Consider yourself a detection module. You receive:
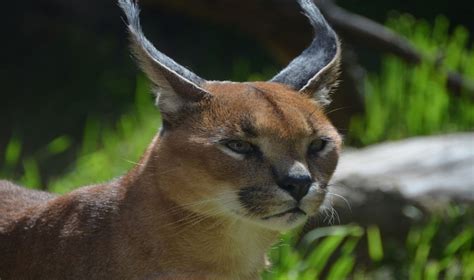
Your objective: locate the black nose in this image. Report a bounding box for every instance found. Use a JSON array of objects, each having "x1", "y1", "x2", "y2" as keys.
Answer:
[{"x1": 277, "y1": 174, "x2": 312, "y2": 201}]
